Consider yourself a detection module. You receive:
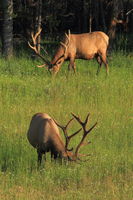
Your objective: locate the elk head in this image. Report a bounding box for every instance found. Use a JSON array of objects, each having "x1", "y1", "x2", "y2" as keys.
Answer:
[
  {"x1": 51, "y1": 30, "x2": 71, "y2": 74},
  {"x1": 28, "y1": 28, "x2": 70, "y2": 74}
]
